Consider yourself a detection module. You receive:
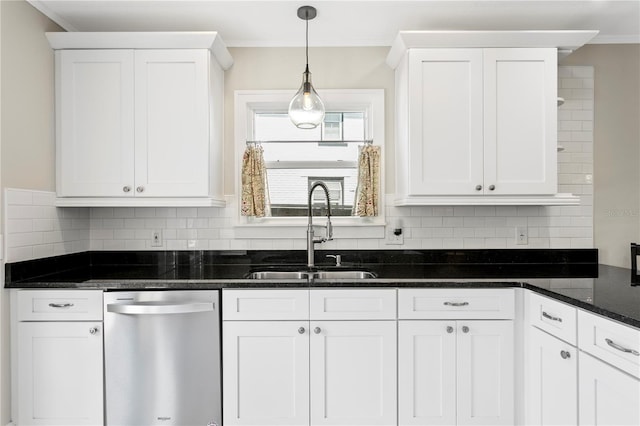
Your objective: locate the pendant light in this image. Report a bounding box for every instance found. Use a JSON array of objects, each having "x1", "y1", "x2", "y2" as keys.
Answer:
[{"x1": 288, "y1": 5, "x2": 325, "y2": 129}]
